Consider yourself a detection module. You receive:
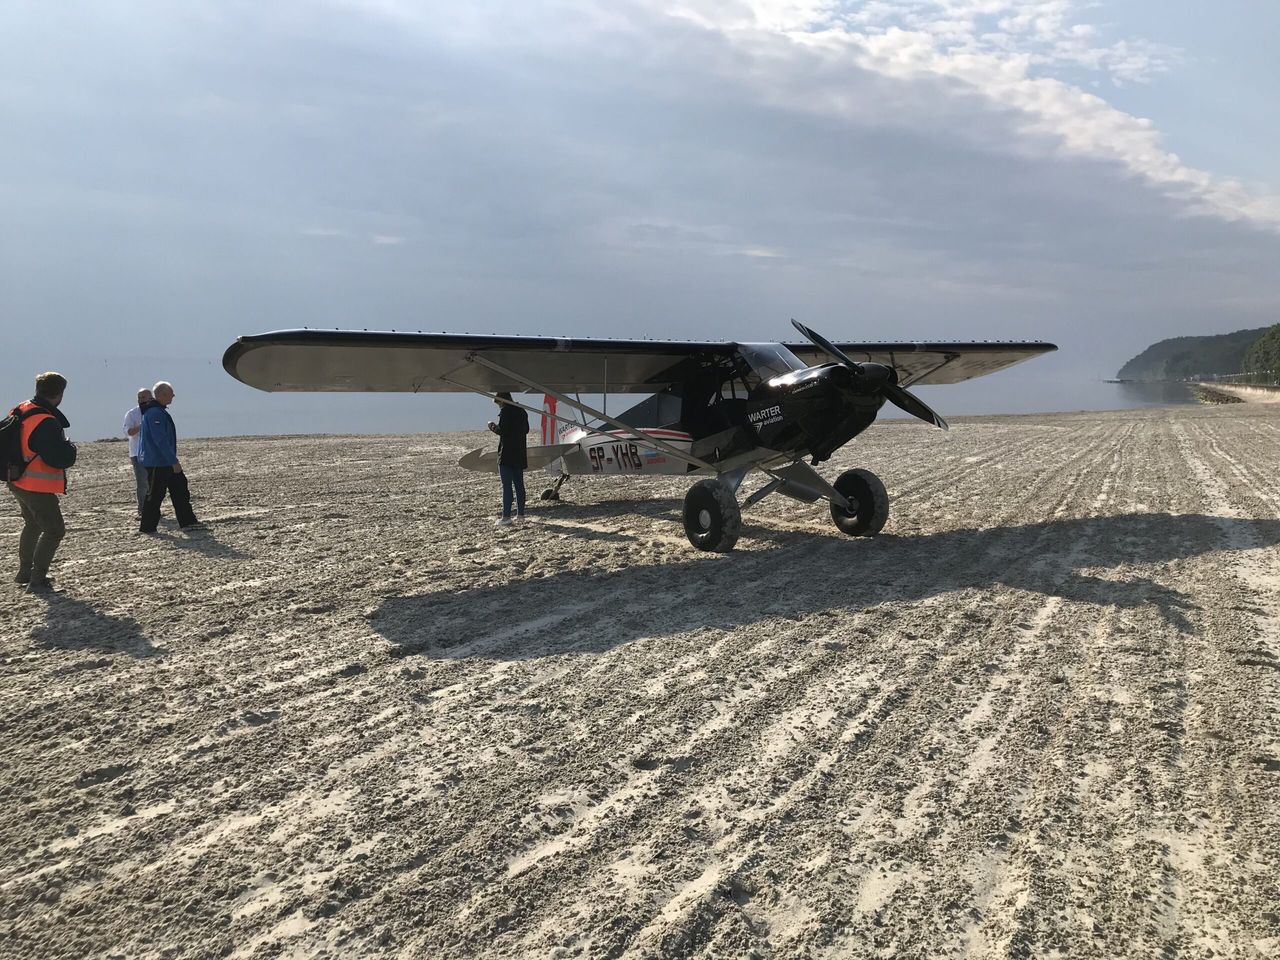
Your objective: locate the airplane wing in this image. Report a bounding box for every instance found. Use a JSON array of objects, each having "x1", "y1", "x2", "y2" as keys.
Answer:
[
  {"x1": 222, "y1": 330, "x2": 729, "y2": 394},
  {"x1": 799, "y1": 342, "x2": 1057, "y2": 386},
  {"x1": 223, "y1": 329, "x2": 1055, "y2": 393}
]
